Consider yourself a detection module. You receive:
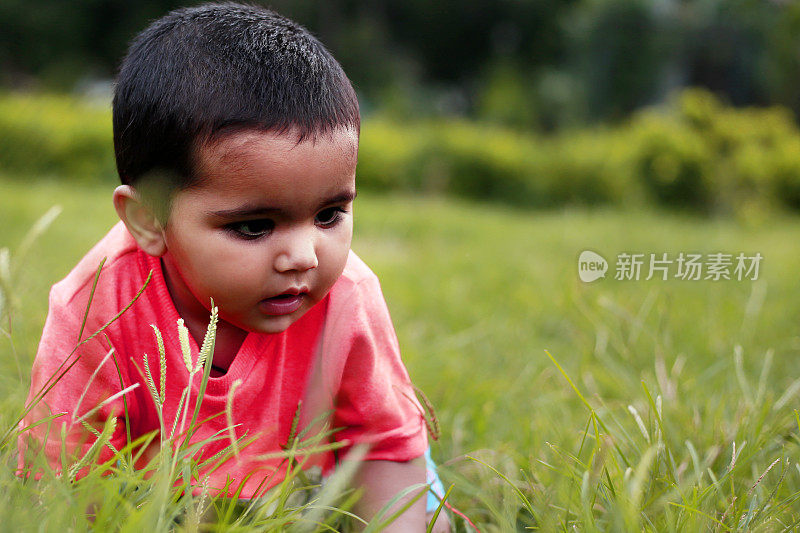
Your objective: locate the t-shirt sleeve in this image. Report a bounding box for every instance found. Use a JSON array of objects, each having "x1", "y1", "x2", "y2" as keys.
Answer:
[
  {"x1": 17, "y1": 286, "x2": 132, "y2": 478},
  {"x1": 328, "y1": 276, "x2": 428, "y2": 462}
]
